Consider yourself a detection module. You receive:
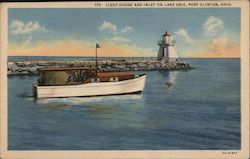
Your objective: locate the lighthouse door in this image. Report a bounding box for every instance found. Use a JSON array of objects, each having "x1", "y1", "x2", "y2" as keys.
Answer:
[{"x1": 164, "y1": 47, "x2": 169, "y2": 61}]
